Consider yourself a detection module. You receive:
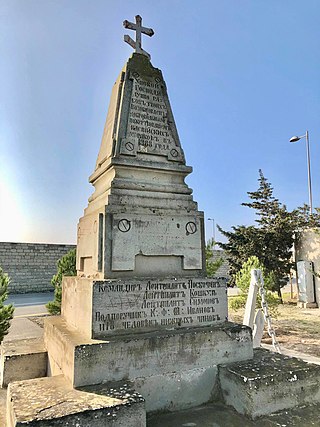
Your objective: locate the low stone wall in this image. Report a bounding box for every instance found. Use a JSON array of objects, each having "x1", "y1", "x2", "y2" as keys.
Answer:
[
  {"x1": 0, "y1": 242, "x2": 76, "y2": 294},
  {"x1": 0, "y1": 243, "x2": 229, "y2": 294}
]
